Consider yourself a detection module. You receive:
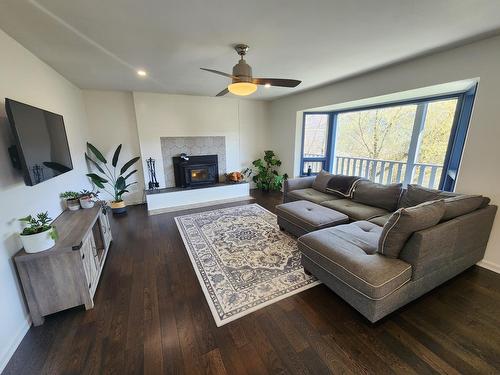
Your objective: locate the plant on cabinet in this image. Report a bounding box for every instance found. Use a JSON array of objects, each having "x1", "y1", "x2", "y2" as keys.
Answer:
[
  {"x1": 79, "y1": 189, "x2": 99, "y2": 209},
  {"x1": 85, "y1": 143, "x2": 140, "y2": 214},
  {"x1": 59, "y1": 191, "x2": 81, "y2": 211},
  {"x1": 19, "y1": 212, "x2": 58, "y2": 253}
]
